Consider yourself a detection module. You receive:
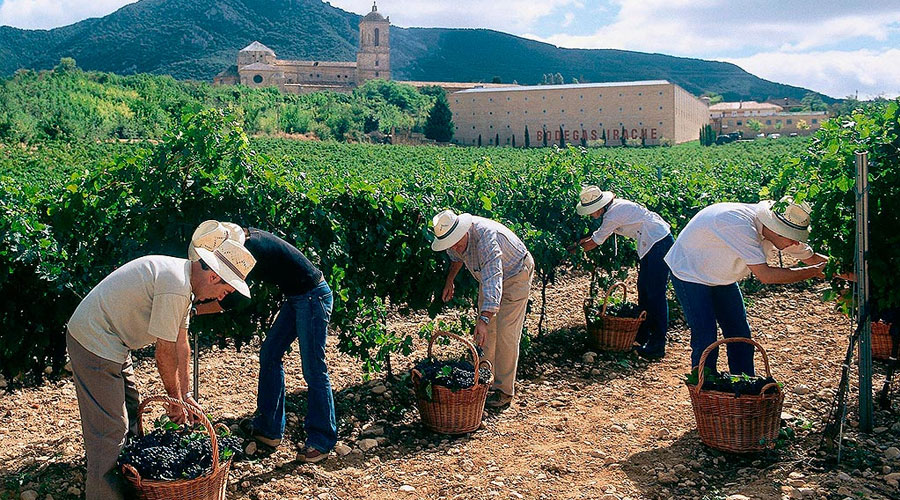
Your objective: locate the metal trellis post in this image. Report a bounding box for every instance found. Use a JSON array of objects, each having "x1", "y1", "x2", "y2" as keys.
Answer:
[{"x1": 856, "y1": 151, "x2": 873, "y2": 432}]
